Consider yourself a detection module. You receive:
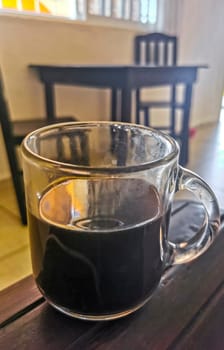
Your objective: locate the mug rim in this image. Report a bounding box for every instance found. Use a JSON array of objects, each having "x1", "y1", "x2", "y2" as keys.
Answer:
[{"x1": 22, "y1": 121, "x2": 179, "y2": 174}]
